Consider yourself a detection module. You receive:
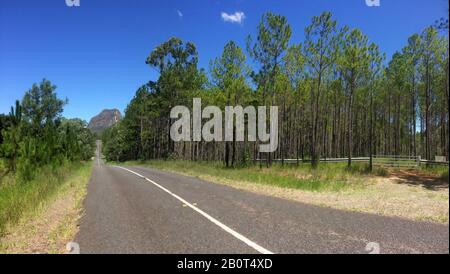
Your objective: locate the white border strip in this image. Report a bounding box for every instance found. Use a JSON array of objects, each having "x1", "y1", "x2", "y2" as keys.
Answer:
[{"x1": 113, "y1": 166, "x2": 274, "y2": 254}]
